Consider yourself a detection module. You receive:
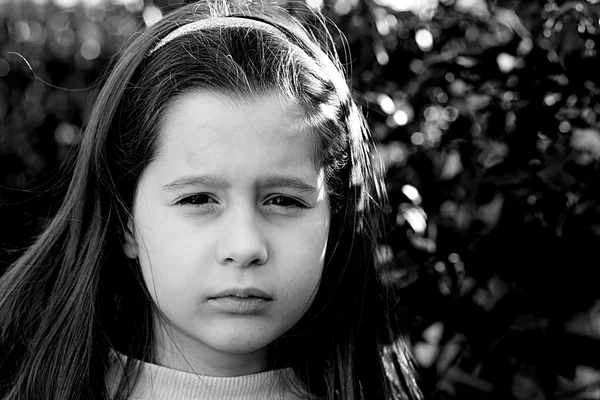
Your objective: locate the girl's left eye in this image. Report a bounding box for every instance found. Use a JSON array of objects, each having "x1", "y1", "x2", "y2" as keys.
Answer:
[{"x1": 265, "y1": 195, "x2": 306, "y2": 208}]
